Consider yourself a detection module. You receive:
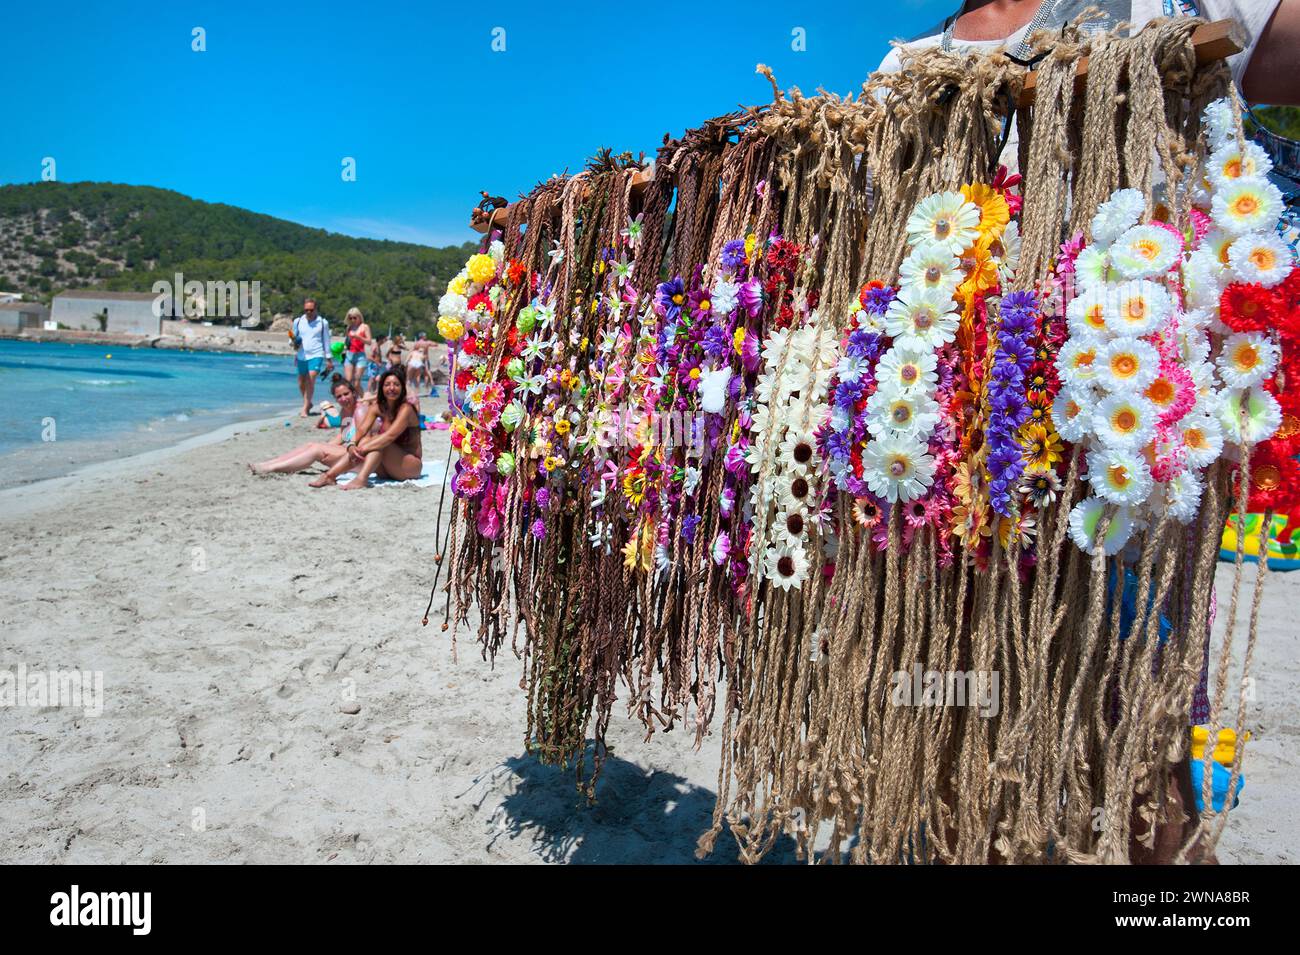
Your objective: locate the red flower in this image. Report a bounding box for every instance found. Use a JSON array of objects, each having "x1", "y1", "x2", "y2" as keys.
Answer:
[
  {"x1": 467, "y1": 291, "x2": 493, "y2": 315},
  {"x1": 507, "y1": 260, "x2": 526, "y2": 287},
  {"x1": 1220, "y1": 282, "x2": 1279, "y2": 333},
  {"x1": 1241, "y1": 443, "x2": 1300, "y2": 513}
]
